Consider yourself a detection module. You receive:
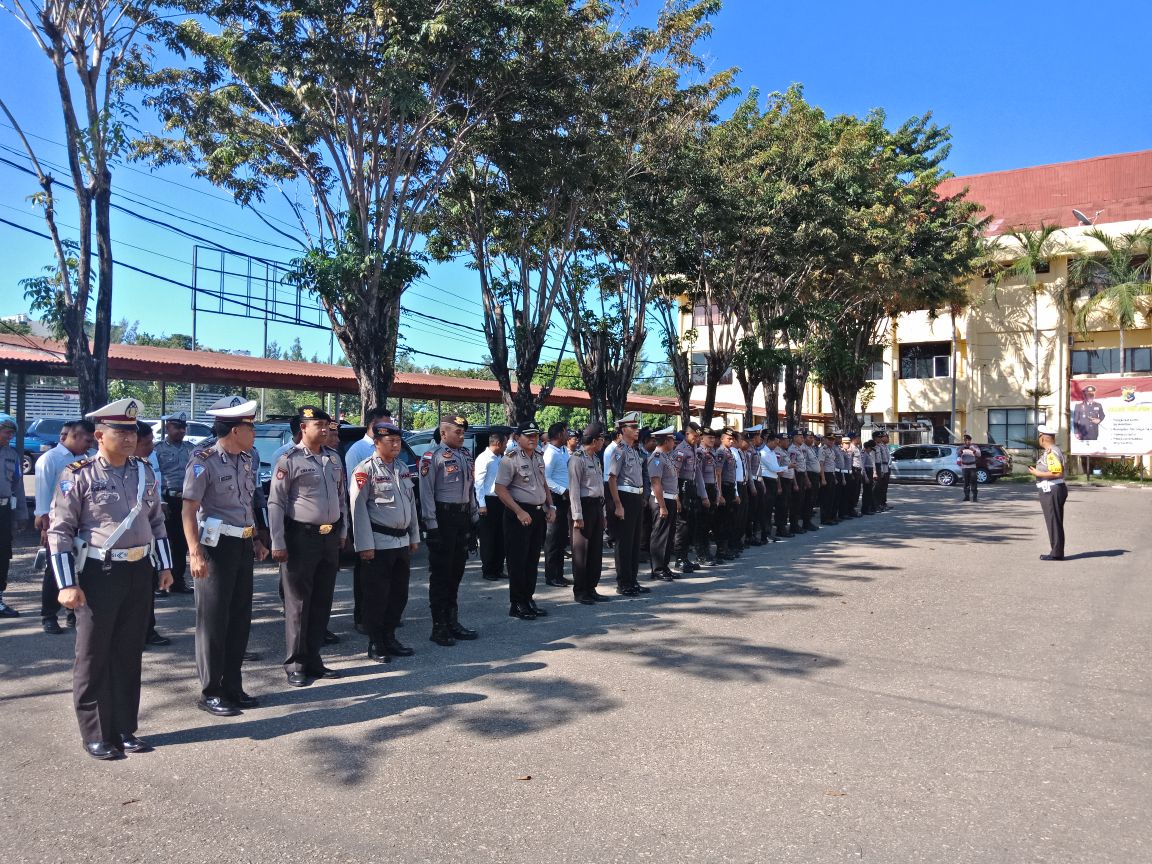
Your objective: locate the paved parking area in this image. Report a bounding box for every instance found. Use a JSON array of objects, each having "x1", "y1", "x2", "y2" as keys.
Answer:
[{"x1": 1, "y1": 483, "x2": 1149, "y2": 863}]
